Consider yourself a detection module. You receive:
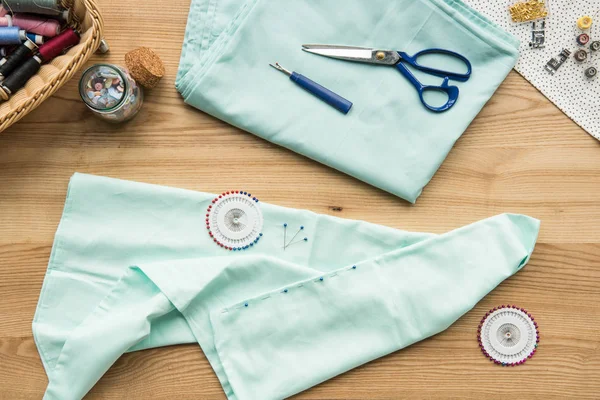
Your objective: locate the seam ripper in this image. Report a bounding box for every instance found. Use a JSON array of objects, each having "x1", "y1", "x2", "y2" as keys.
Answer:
[{"x1": 269, "y1": 62, "x2": 352, "y2": 114}]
